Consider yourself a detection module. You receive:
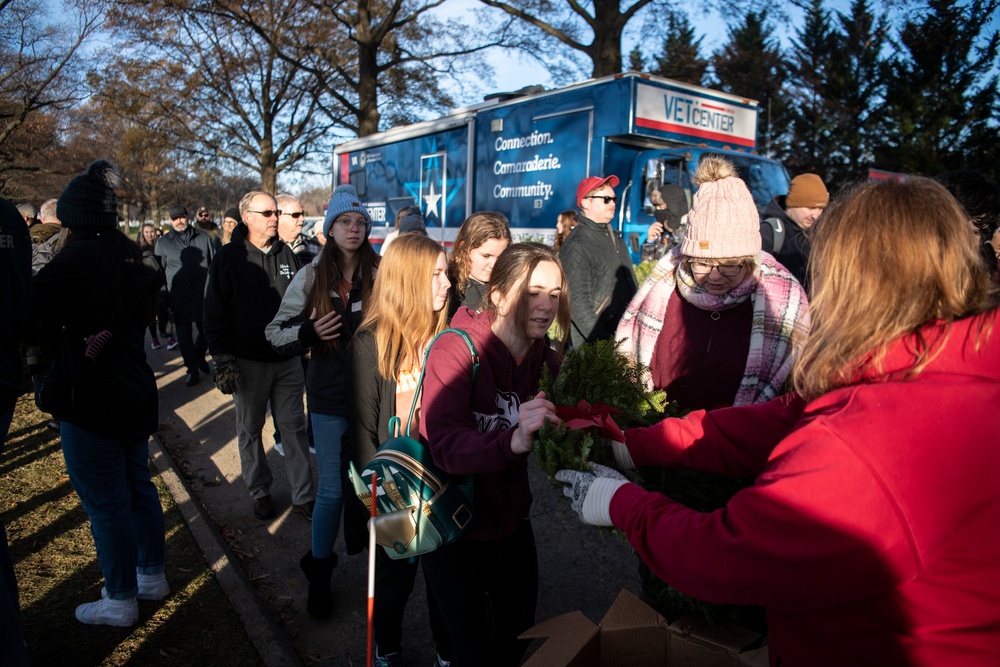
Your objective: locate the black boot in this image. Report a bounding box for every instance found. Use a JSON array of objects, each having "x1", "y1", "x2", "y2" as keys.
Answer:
[{"x1": 300, "y1": 551, "x2": 337, "y2": 617}]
